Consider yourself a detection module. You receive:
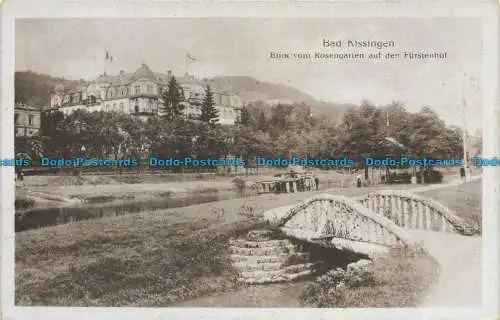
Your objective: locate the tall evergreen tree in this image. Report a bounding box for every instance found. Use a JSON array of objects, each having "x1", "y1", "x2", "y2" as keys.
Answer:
[
  {"x1": 161, "y1": 76, "x2": 185, "y2": 121},
  {"x1": 258, "y1": 110, "x2": 267, "y2": 132},
  {"x1": 236, "y1": 105, "x2": 251, "y2": 126},
  {"x1": 200, "y1": 84, "x2": 219, "y2": 124}
]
